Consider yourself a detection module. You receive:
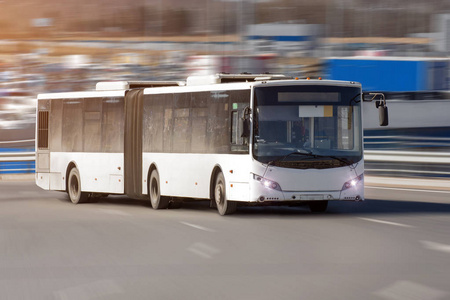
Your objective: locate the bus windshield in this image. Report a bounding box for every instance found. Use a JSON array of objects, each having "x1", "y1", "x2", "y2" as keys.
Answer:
[{"x1": 253, "y1": 85, "x2": 362, "y2": 169}]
